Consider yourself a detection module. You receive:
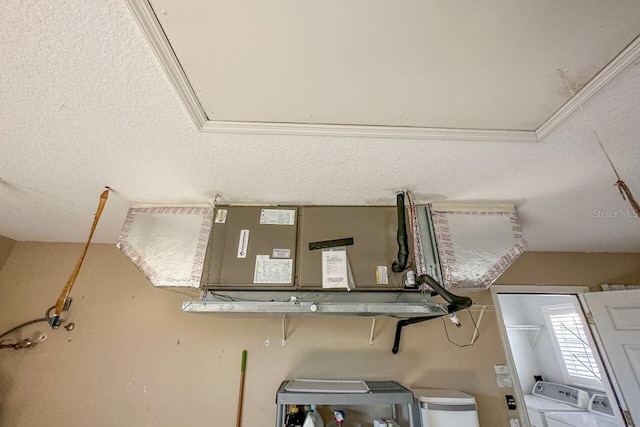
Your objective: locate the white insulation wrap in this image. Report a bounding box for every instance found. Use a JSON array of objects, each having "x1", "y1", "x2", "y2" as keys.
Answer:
[
  {"x1": 430, "y1": 203, "x2": 527, "y2": 289},
  {"x1": 117, "y1": 207, "x2": 214, "y2": 287}
]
